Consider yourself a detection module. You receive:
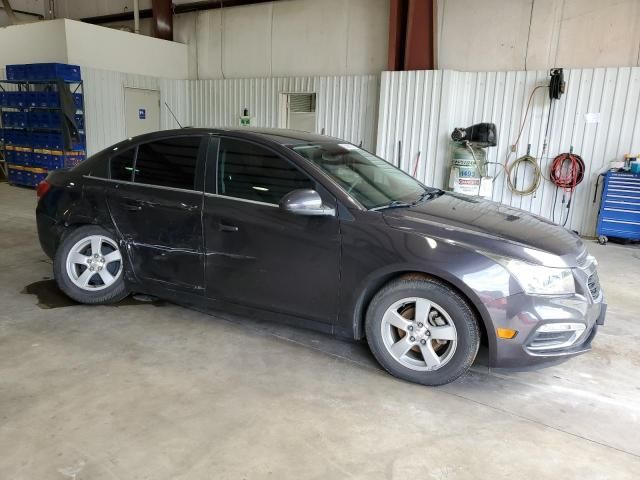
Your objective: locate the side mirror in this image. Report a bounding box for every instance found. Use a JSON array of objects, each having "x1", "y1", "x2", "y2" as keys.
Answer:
[{"x1": 279, "y1": 189, "x2": 336, "y2": 217}]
